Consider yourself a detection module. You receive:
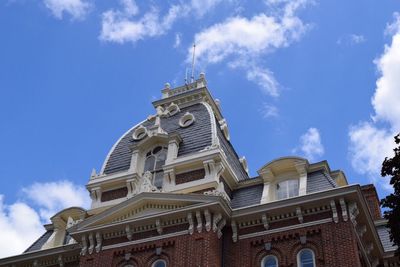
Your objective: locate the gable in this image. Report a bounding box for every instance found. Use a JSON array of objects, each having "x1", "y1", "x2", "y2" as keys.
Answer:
[{"x1": 69, "y1": 192, "x2": 223, "y2": 233}]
